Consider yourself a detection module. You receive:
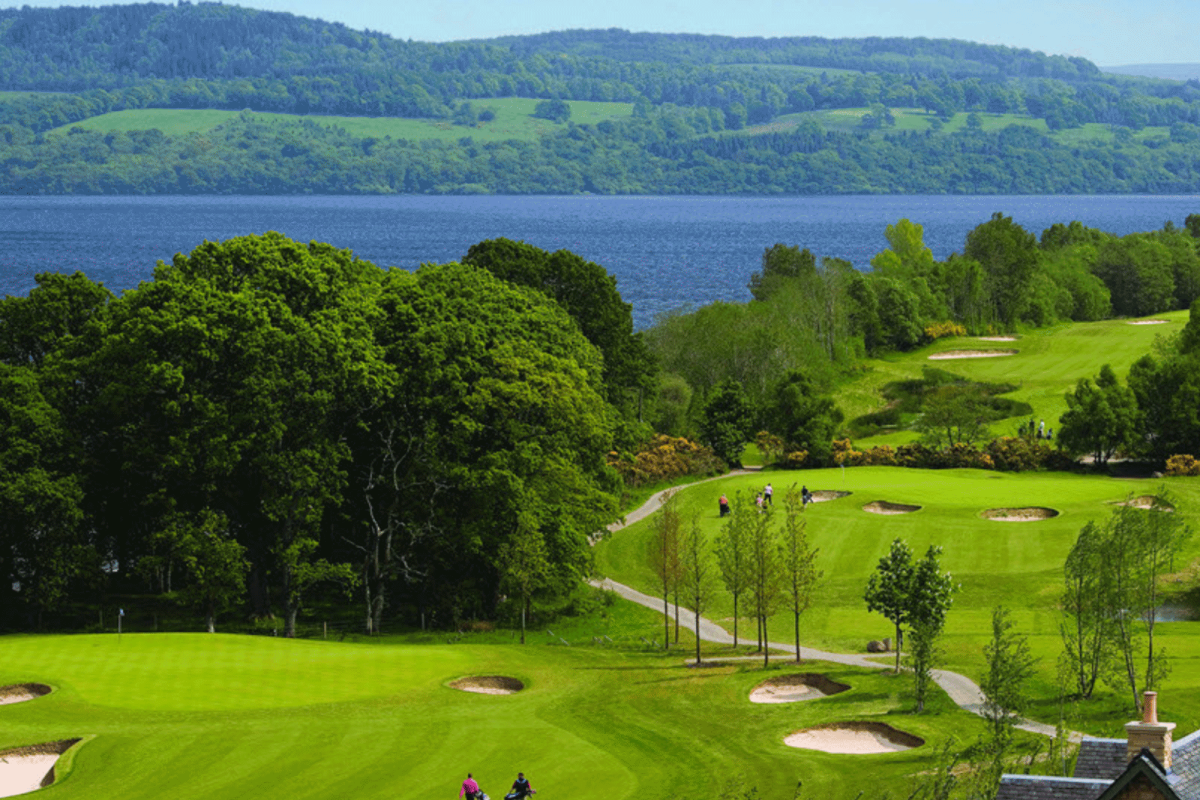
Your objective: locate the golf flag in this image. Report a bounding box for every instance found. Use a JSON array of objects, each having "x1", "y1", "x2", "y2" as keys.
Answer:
[{"x1": 119, "y1": 608, "x2": 124, "y2": 617}]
